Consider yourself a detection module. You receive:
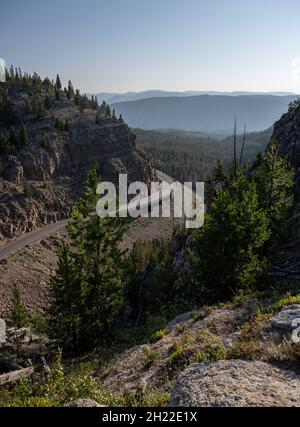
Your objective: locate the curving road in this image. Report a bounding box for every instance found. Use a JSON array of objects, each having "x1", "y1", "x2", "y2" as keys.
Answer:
[
  {"x1": 0, "y1": 171, "x2": 174, "y2": 261},
  {"x1": 0, "y1": 220, "x2": 70, "y2": 261}
]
